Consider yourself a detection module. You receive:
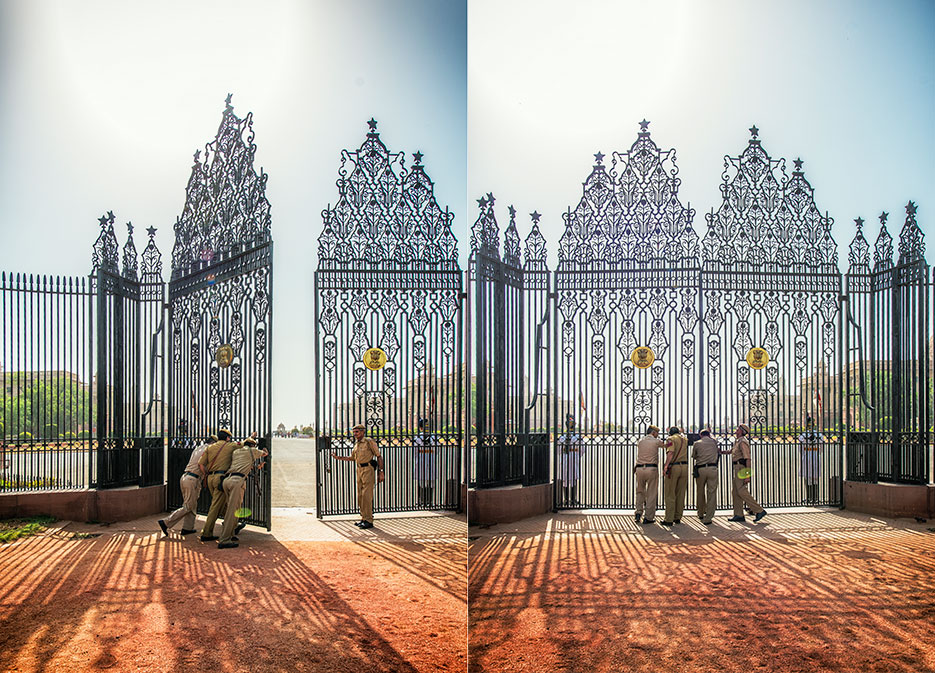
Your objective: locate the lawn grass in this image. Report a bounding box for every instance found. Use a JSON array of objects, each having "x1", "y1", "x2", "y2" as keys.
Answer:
[{"x1": 0, "y1": 515, "x2": 56, "y2": 543}]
